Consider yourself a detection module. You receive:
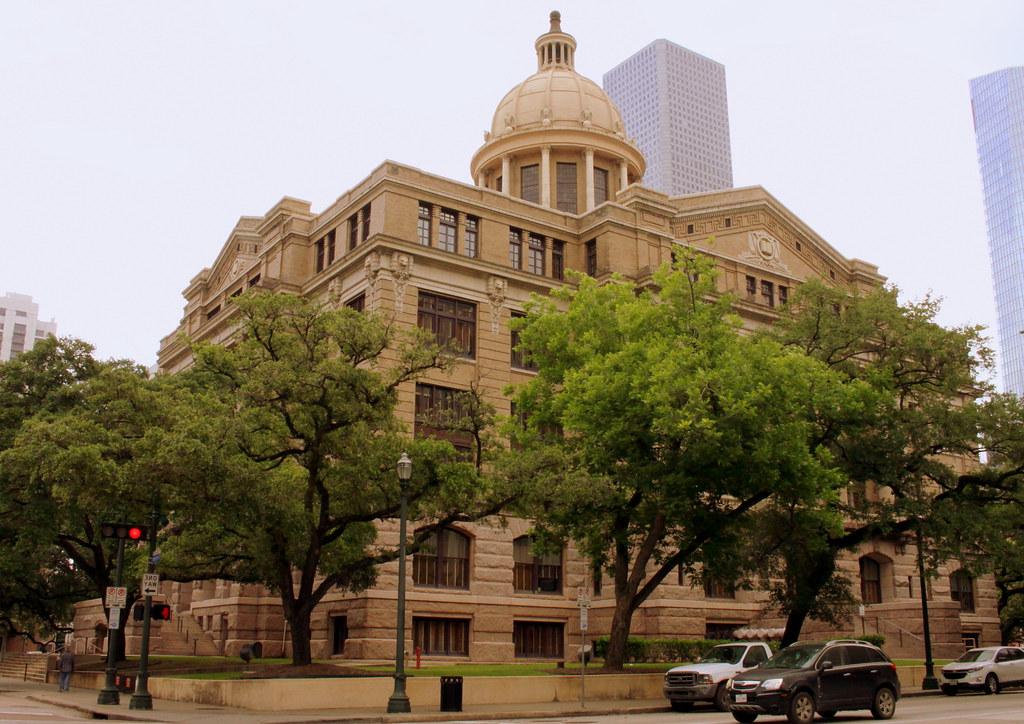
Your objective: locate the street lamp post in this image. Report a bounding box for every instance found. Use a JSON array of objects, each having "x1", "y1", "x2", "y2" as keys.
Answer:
[
  {"x1": 387, "y1": 452, "x2": 413, "y2": 714},
  {"x1": 916, "y1": 522, "x2": 939, "y2": 690}
]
